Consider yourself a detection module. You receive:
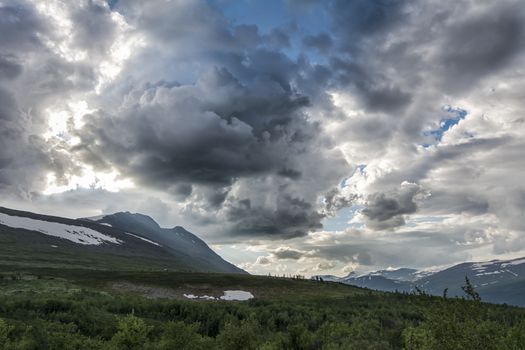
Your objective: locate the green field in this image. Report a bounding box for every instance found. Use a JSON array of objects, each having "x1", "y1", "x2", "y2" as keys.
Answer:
[
  {"x1": 0, "y1": 265, "x2": 524, "y2": 349},
  {"x1": 0, "y1": 223, "x2": 195, "y2": 272}
]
